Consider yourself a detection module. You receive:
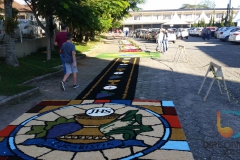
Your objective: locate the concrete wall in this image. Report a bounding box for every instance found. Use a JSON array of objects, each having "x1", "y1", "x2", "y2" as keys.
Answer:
[{"x1": 0, "y1": 37, "x2": 47, "y2": 58}]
